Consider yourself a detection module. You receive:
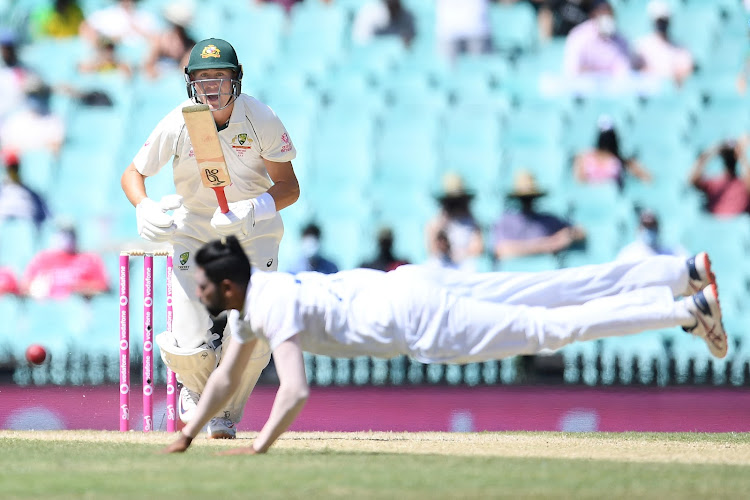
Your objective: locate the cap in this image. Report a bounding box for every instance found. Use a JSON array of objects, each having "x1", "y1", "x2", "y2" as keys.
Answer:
[{"x1": 185, "y1": 38, "x2": 239, "y2": 73}]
